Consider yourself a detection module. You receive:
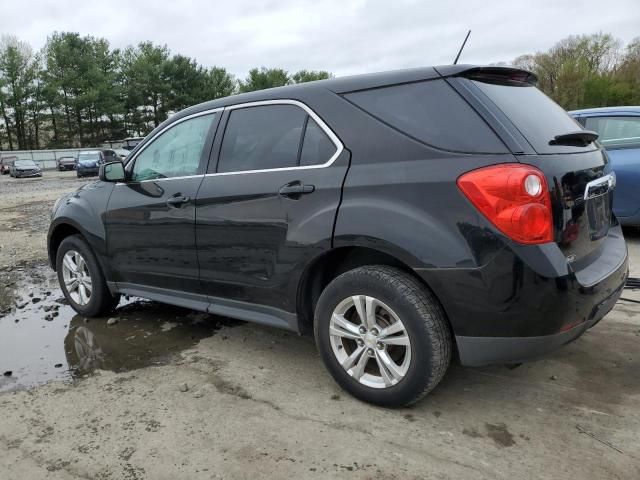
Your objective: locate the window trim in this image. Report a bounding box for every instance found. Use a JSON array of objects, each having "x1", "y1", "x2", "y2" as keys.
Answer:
[
  {"x1": 208, "y1": 99, "x2": 343, "y2": 177},
  {"x1": 119, "y1": 108, "x2": 223, "y2": 185}
]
